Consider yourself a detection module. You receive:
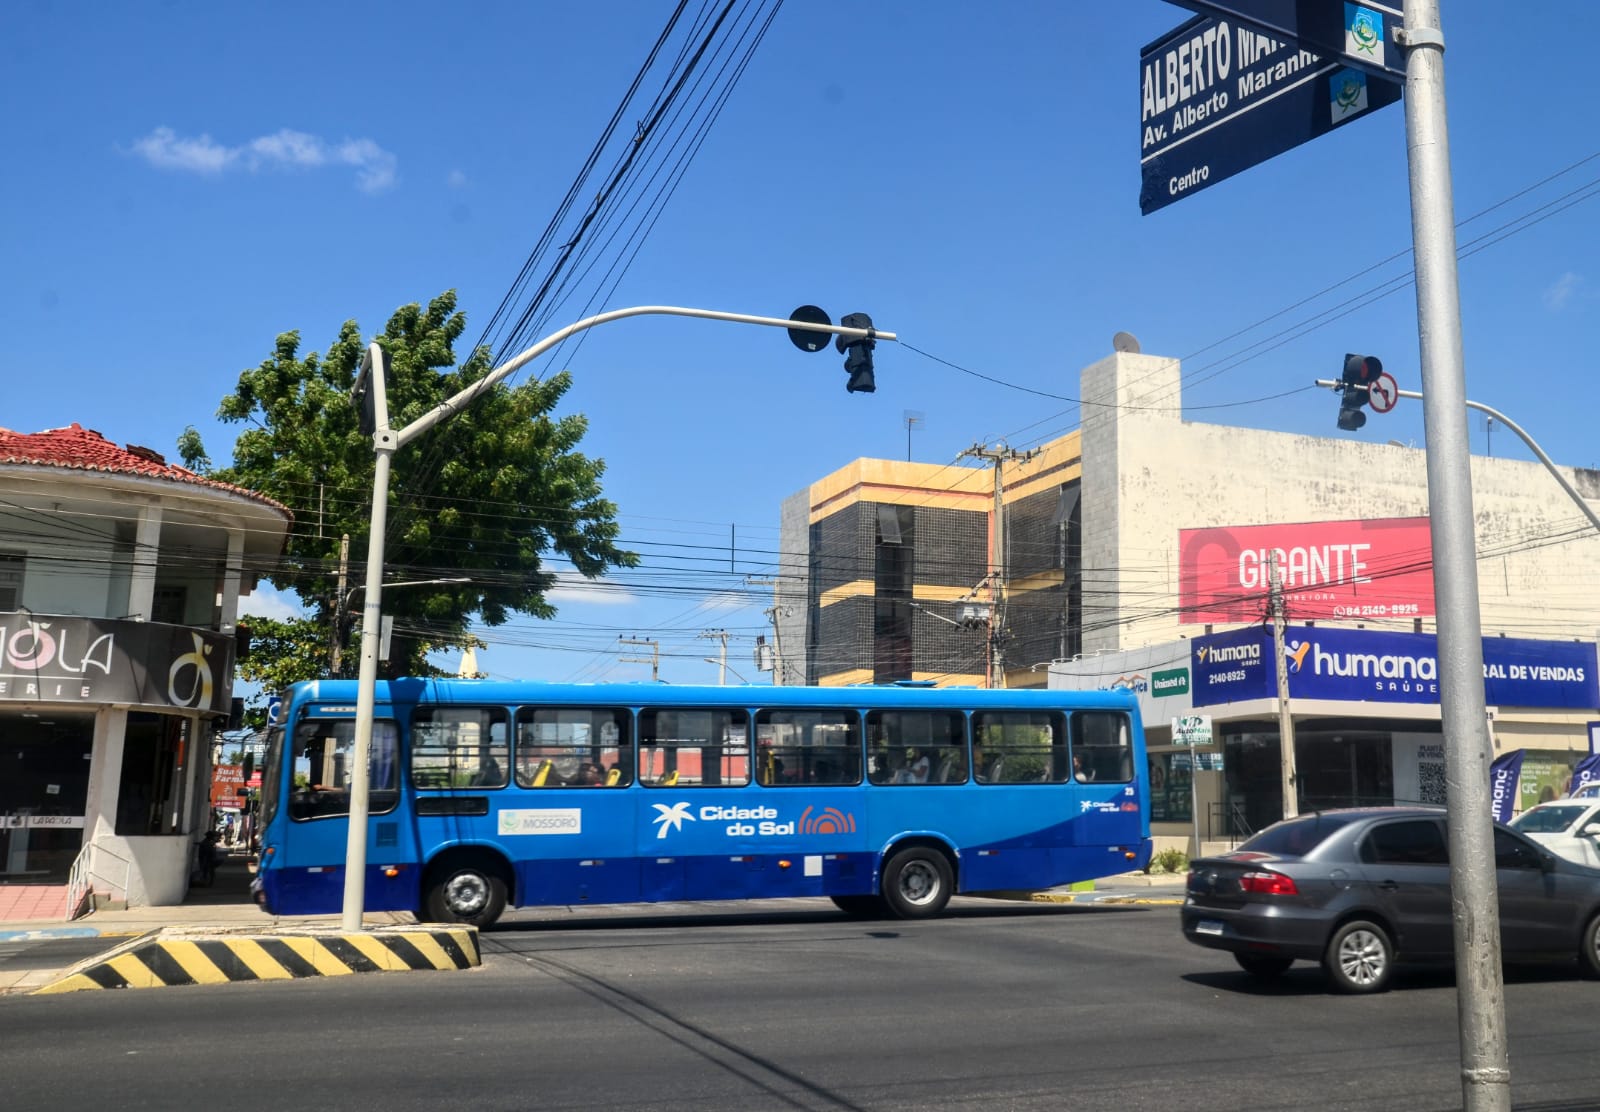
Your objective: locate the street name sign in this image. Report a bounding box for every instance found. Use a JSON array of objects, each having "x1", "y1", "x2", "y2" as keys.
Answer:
[
  {"x1": 1140, "y1": 12, "x2": 1403, "y2": 214},
  {"x1": 1164, "y1": 1, "x2": 1407, "y2": 83}
]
